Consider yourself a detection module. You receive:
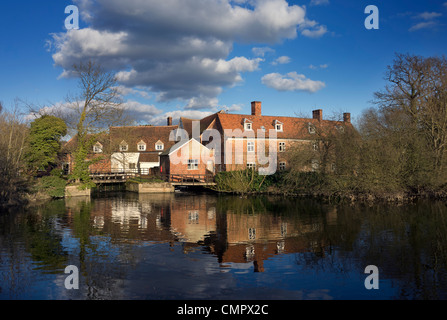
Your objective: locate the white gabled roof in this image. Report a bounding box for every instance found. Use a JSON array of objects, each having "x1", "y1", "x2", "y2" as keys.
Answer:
[{"x1": 163, "y1": 138, "x2": 210, "y2": 156}]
